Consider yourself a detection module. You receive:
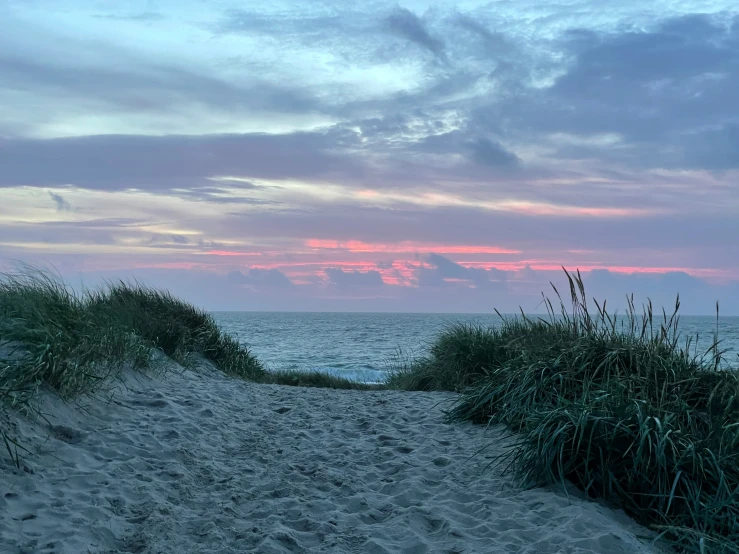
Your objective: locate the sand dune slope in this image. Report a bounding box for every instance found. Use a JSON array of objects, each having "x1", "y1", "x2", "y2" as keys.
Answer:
[{"x1": 1, "y1": 363, "x2": 665, "y2": 554}]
